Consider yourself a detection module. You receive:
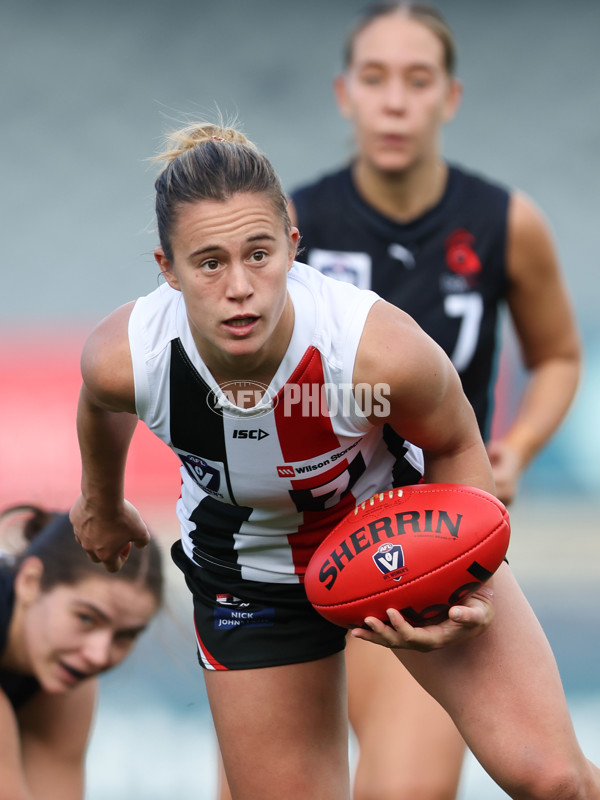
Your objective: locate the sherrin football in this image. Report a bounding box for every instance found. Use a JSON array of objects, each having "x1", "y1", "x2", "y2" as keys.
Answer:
[{"x1": 304, "y1": 483, "x2": 510, "y2": 628}]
